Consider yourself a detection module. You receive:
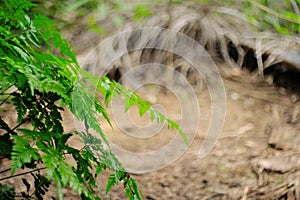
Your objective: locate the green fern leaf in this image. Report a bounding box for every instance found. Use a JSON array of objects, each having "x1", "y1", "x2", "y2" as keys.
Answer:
[{"x1": 106, "y1": 174, "x2": 117, "y2": 193}]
